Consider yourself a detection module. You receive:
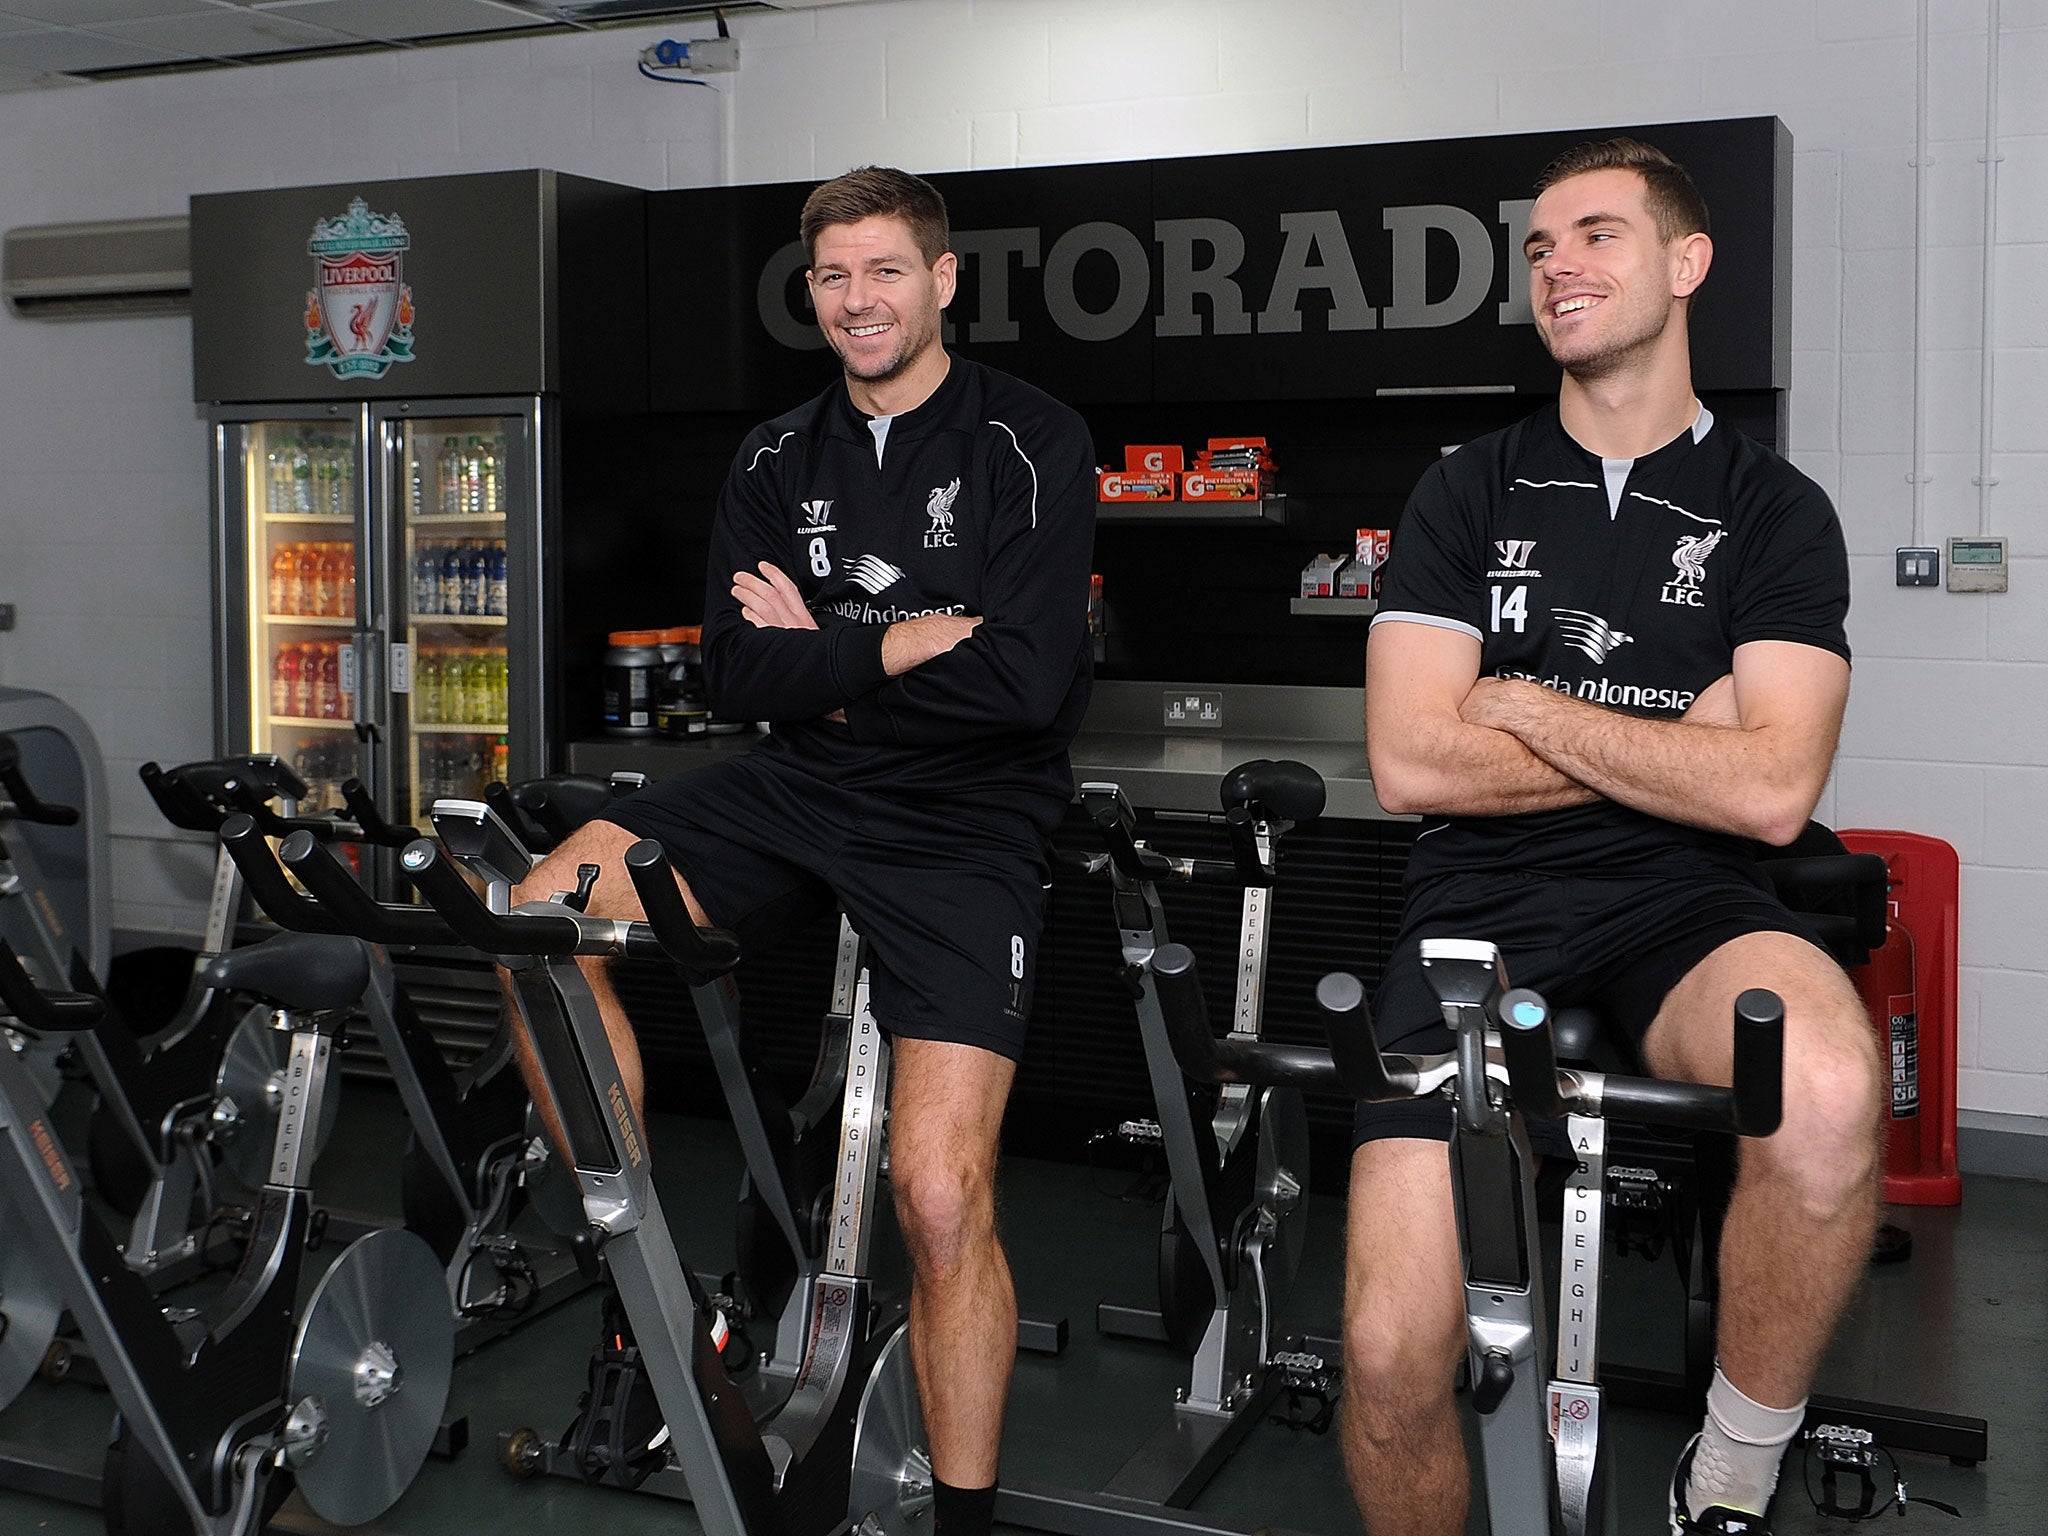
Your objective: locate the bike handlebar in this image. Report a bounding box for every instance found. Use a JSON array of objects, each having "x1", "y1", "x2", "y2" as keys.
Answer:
[
  {"x1": 279, "y1": 830, "x2": 455, "y2": 947},
  {"x1": 340, "y1": 778, "x2": 421, "y2": 848},
  {"x1": 140, "y1": 761, "x2": 231, "y2": 832},
  {"x1": 0, "y1": 938, "x2": 103, "y2": 1033},
  {"x1": 217, "y1": 814, "x2": 344, "y2": 935},
  {"x1": 1151, "y1": 945, "x2": 1378, "y2": 1093},
  {"x1": 399, "y1": 838, "x2": 595, "y2": 958},
  {"x1": 0, "y1": 735, "x2": 82, "y2": 827},
  {"x1": 622, "y1": 839, "x2": 742, "y2": 978},
  {"x1": 1153, "y1": 942, "x2": 1785, "y2": 1140}
]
